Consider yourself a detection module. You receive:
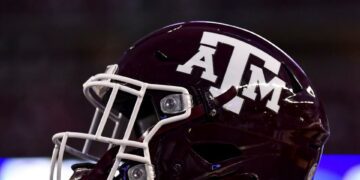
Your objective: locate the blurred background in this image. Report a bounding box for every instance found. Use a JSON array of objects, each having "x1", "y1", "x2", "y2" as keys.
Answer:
[{"x1": 0, "y1": 0, "x2": 359, "y2": 179}]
